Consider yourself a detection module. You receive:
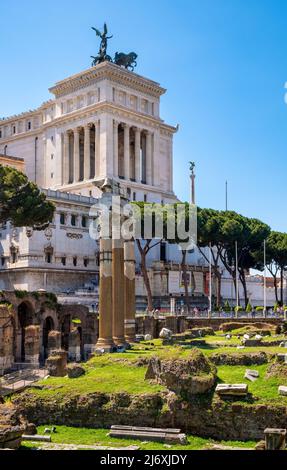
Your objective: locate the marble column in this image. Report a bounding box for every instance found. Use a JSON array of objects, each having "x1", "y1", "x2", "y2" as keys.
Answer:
[
  {"x1": 94, "y1": 120, "x2": 100, "y2": 178},
  {"x1": 113, "y1": 120, "x2": 119, "y2": 177},
  {"x1": 73, "y1": 128, "x2": 80, "y2": 183},
  {"x1": 124, "y1": 124, "x2": 130, "y2": 180},
  {"x1": 112, "y1": 239, "x2": 125, "y2": 346},
  {"x1": 124, "y1": 240, "x2": 136, "y2": 344},
  {"x1": 135, "y1": 127, "x2": 141, "y2": 183},
  {"x1": 63, "y1": 131, "x2": 69, "y2": 185},
  {"x1": 146, "y1": 131, "x2": 153, "y2": 185},
  {"x1": 96, "y1": 238, "x2": 115, "y2": 351},
  {"x1": 84, "y1": 124, "x2": 91, "y2": 180}
]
